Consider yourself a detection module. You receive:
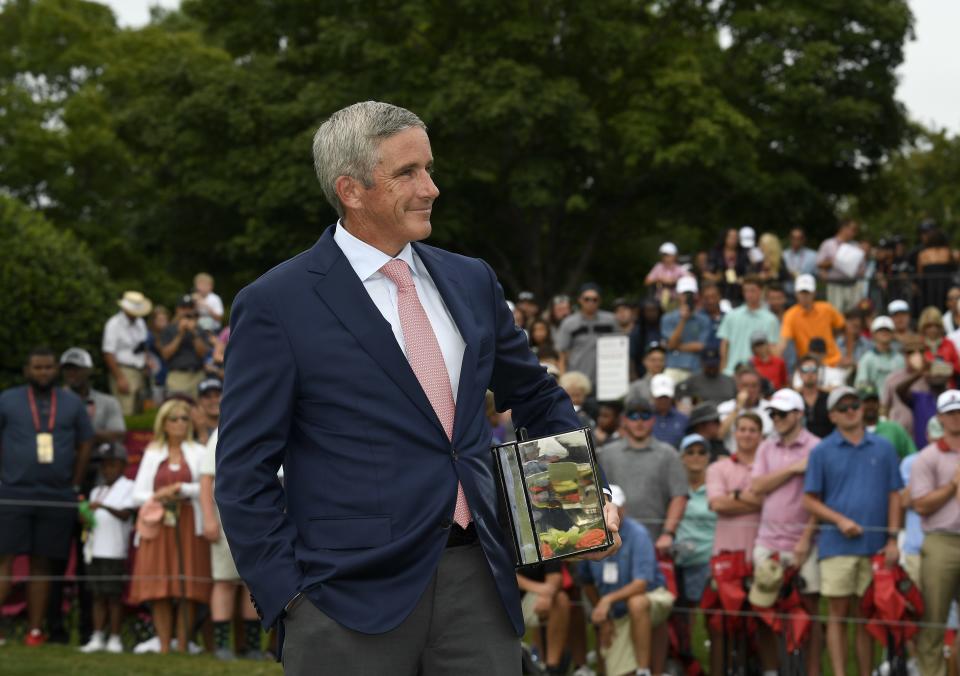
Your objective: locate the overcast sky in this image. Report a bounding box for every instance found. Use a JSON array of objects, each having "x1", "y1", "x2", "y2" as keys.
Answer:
[{"x1": 101, "y1": 0, "x2": 959, "y2": 135}]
